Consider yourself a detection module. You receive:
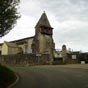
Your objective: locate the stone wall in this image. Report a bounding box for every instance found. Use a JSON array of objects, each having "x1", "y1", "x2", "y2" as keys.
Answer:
[
  {"x1": 66, "y1": 53, "x2": 88, "y2": 64},
  {"x1": 67, "y1": 53, "x2": 80, "y2": 64},
  {"x1": 0, "y1": 54, "x2": 50, "y2": 66}
]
